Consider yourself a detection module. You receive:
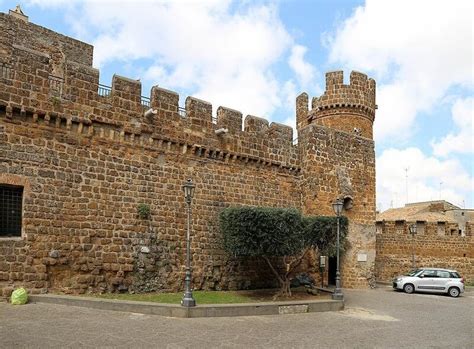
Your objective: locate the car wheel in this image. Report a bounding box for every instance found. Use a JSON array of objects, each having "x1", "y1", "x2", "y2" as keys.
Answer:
[
  {"x1": 448, "y1": 287, "x2": 460, "y2": 298},
  {"x1": 403, "y1": 283, "x2": 414, "y2": 294}
]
